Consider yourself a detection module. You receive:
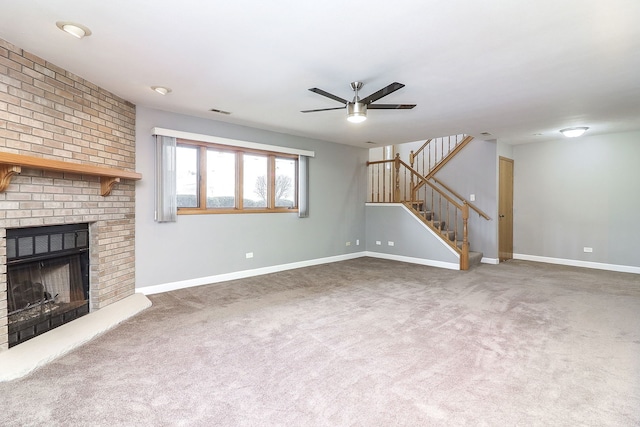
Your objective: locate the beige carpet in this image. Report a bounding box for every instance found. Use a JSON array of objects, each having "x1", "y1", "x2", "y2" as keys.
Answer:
[{"x1": 0, "y1": 258, "x2": 639, "y2": 426}]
